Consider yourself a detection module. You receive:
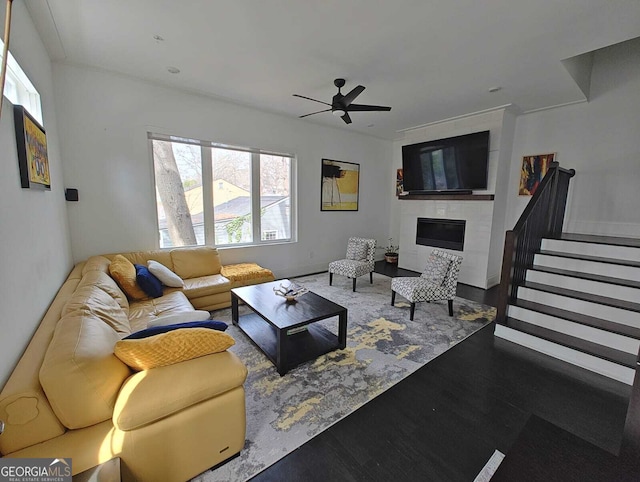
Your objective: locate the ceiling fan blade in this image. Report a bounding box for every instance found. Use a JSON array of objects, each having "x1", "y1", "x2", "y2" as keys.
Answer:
[
  {"x1": 341, "y1": 112, "x2": 352, "y2": 124},
  {"x1": 299, "y1": 108, "x2": 332, "y2": 118},
  {"x1": 347, "y1": 104, "x2": 392, "y2": 112},
  {"x1": 341, "y1": 85, "x2": 365, "y2": 107},
  {"x1": 293, "y1": 94, "x2": 332, "y2": 106}
]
